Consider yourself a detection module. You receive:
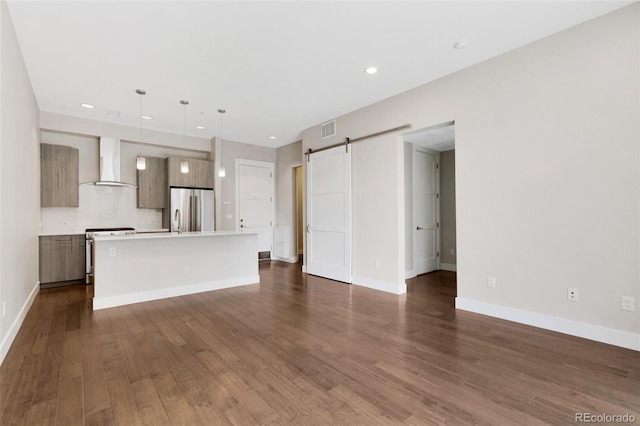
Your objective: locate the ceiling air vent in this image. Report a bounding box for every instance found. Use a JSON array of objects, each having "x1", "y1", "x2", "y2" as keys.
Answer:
[{"x1": 321, "y1": 120, "x2": 336, "y2": 139}]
